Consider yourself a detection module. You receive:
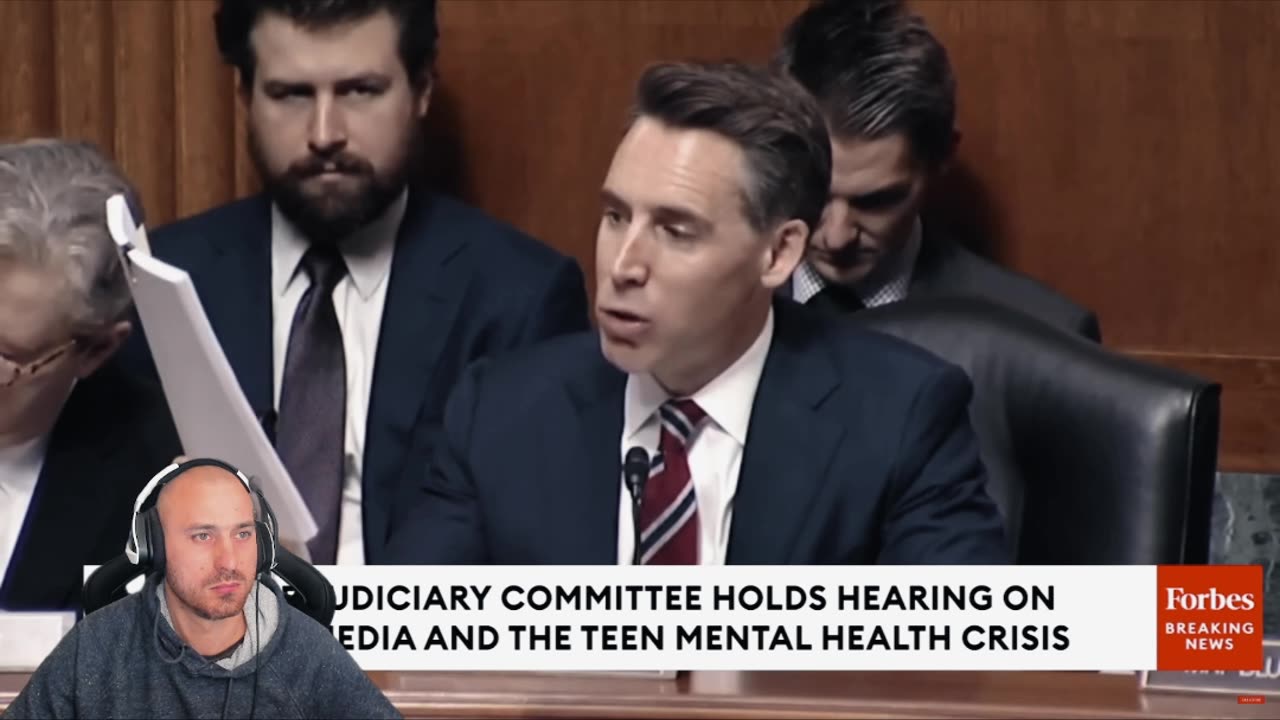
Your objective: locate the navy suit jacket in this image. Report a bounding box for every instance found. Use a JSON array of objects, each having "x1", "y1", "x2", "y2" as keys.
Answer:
[
  {"x1": 0, "y1": 360, "x2": 180, "y2": 611},
  {"x1": 384, "y1": 299, "x2": 1009, "y2": 564},
  {"x1": 118, "y1": 190, "x2": 590, "y2": 562}
]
